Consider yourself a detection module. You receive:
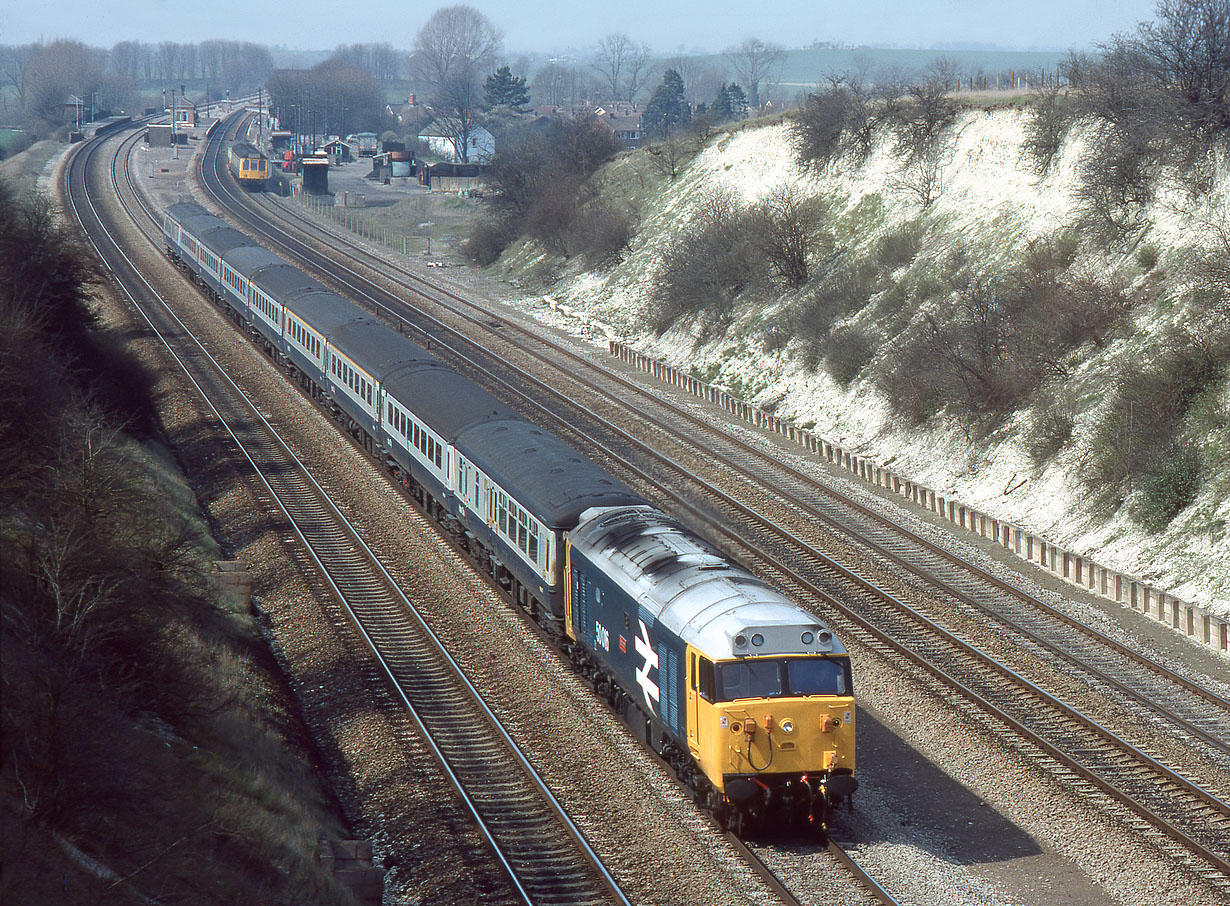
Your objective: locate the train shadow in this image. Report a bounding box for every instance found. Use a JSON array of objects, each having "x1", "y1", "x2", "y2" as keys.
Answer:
[{"x1": 760, "y1": 710, "x2": 1042, "y2": 864}]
